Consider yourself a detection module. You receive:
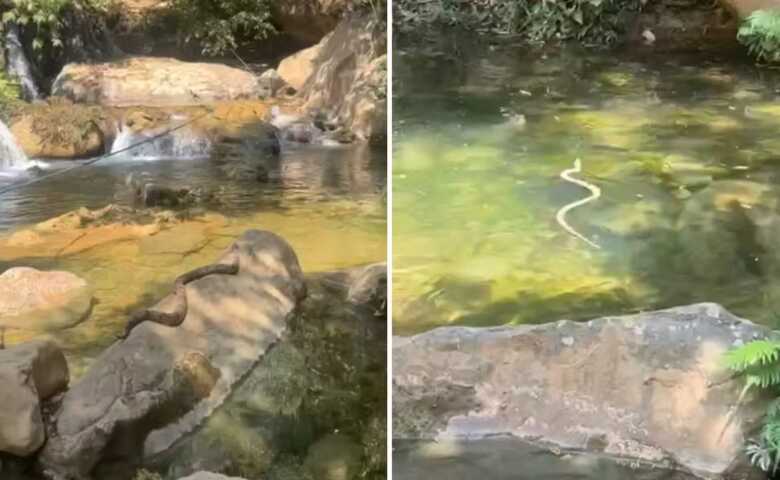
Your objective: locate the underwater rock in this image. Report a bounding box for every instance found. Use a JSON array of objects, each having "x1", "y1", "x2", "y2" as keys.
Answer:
[
  {"x1": 53, "y1": 57, "x2": 262, "y2": 107},
  {"x1": 304, "y1": 434, "x2": 362, "y2": 480},
  {"x1": 393, "y1": 303, "x2": 769, "y2": 480},
  {"x1": 0, "y1": 341, "x2": 69, "y2": 456},
  {"x1": 0, "y1": 267, "x2": 92, "y2": 333},
  {"x1": 38, "y1": 230, "x2": 306, "y2": 480}
]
